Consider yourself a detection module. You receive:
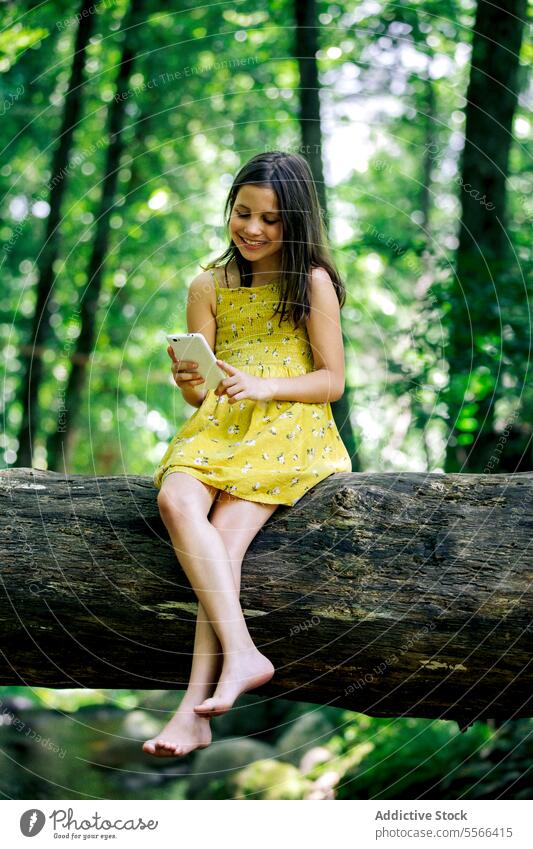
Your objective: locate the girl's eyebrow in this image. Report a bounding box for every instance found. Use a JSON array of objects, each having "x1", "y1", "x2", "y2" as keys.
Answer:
[{"x1": 235, "y1": 203, "x2": 278, "y2": 214}]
